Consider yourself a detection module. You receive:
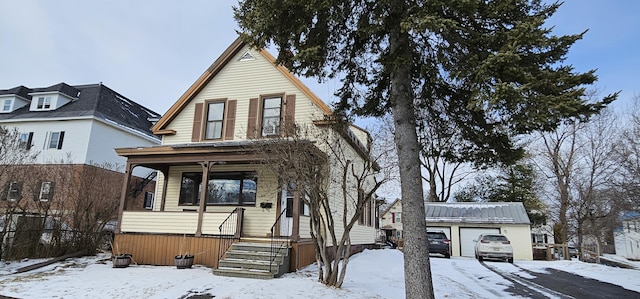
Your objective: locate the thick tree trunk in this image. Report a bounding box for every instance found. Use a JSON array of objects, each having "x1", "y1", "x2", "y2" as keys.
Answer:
[{"x1": 389, "y1": 4, "x2": 435, "y2": 298}]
